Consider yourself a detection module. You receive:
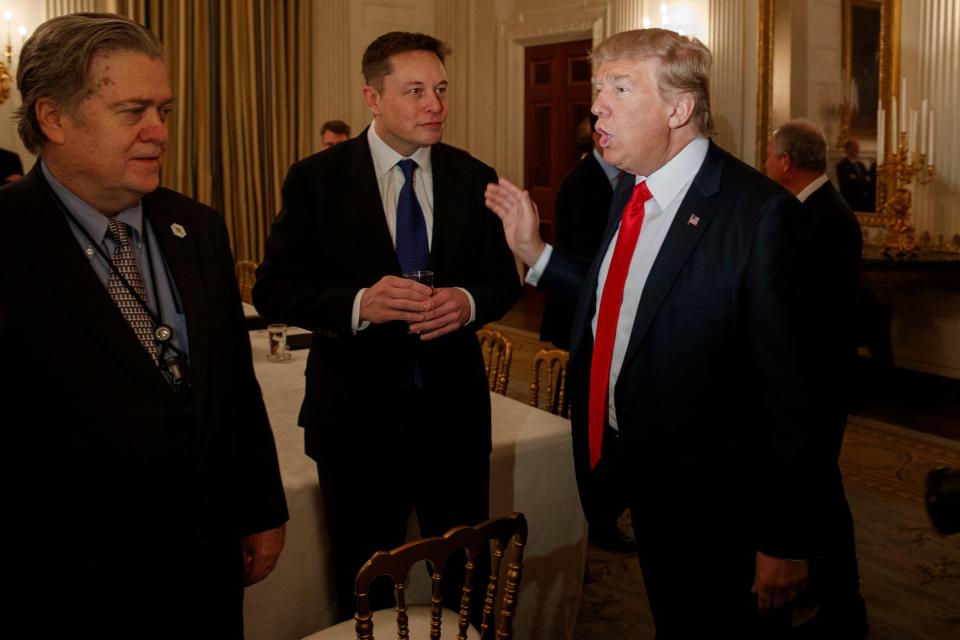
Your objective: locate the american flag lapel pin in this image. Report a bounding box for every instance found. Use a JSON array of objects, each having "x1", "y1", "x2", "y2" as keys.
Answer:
[{"x1": 687, "y1": 213, "x2": 701, "y2": 227}]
